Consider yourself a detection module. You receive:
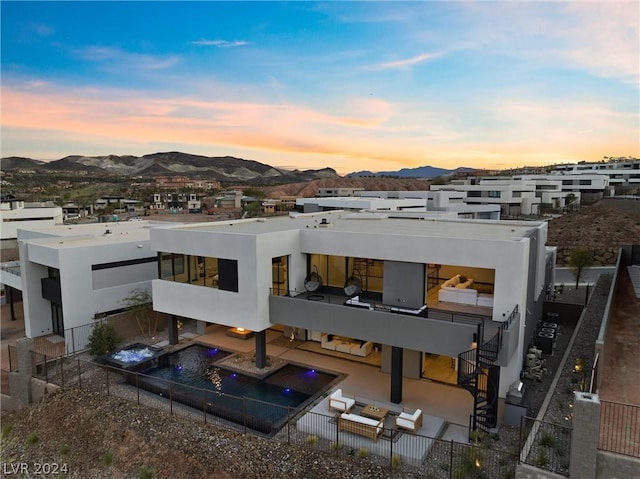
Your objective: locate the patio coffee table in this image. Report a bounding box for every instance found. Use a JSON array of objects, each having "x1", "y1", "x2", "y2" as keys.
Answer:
[{"x1": 360, "y1": 404, "x2": 389, "y2": 421}]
